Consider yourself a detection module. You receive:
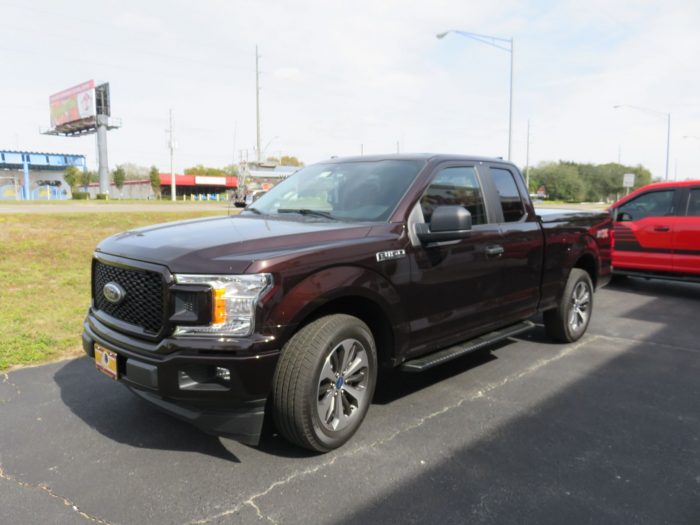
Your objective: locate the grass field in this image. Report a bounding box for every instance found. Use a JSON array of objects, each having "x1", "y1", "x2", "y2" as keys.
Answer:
[{"x1": 0, "y1": 210, "x2": 224, "y2": 371}]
